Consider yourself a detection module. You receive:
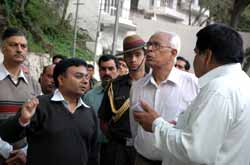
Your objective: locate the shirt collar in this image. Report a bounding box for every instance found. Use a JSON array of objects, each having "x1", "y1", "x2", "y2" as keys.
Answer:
[
  {"x1": 51, "y1": 89, "x2": 89, "y2": 108},
  {"x1": 143, "y1": 67, "x2": 180, "y2": 87},
  {"x1": 0, "y1": 63, "x2": 29, "y2": 83},
  {"x1": 198, "y1": 63, "x2": 242, "y2": 88}
]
